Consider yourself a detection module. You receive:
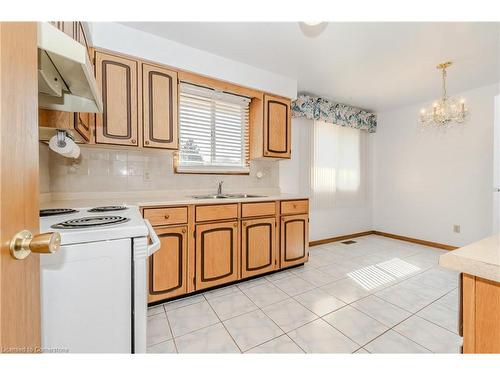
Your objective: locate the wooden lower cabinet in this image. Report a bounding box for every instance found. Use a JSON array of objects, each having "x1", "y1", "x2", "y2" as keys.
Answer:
[
  {"x1": 195, "y1": 221, "x2": 239, "y2": 290},
  {"x1": 280, "y1": 214, "x2": 309, "y2": 268},
  {"x1": 462, "y1": 274, "x2": 500, "y2": 353},
  {"x1": 146, "y1": 200, "x2": 309, "y2": 304},
  {"x1": 148, "y1": 226, "x2": 188, "y2": 303},
  {"x1": 241, "y1": 217, "x2": 277, "y2": 278}
]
